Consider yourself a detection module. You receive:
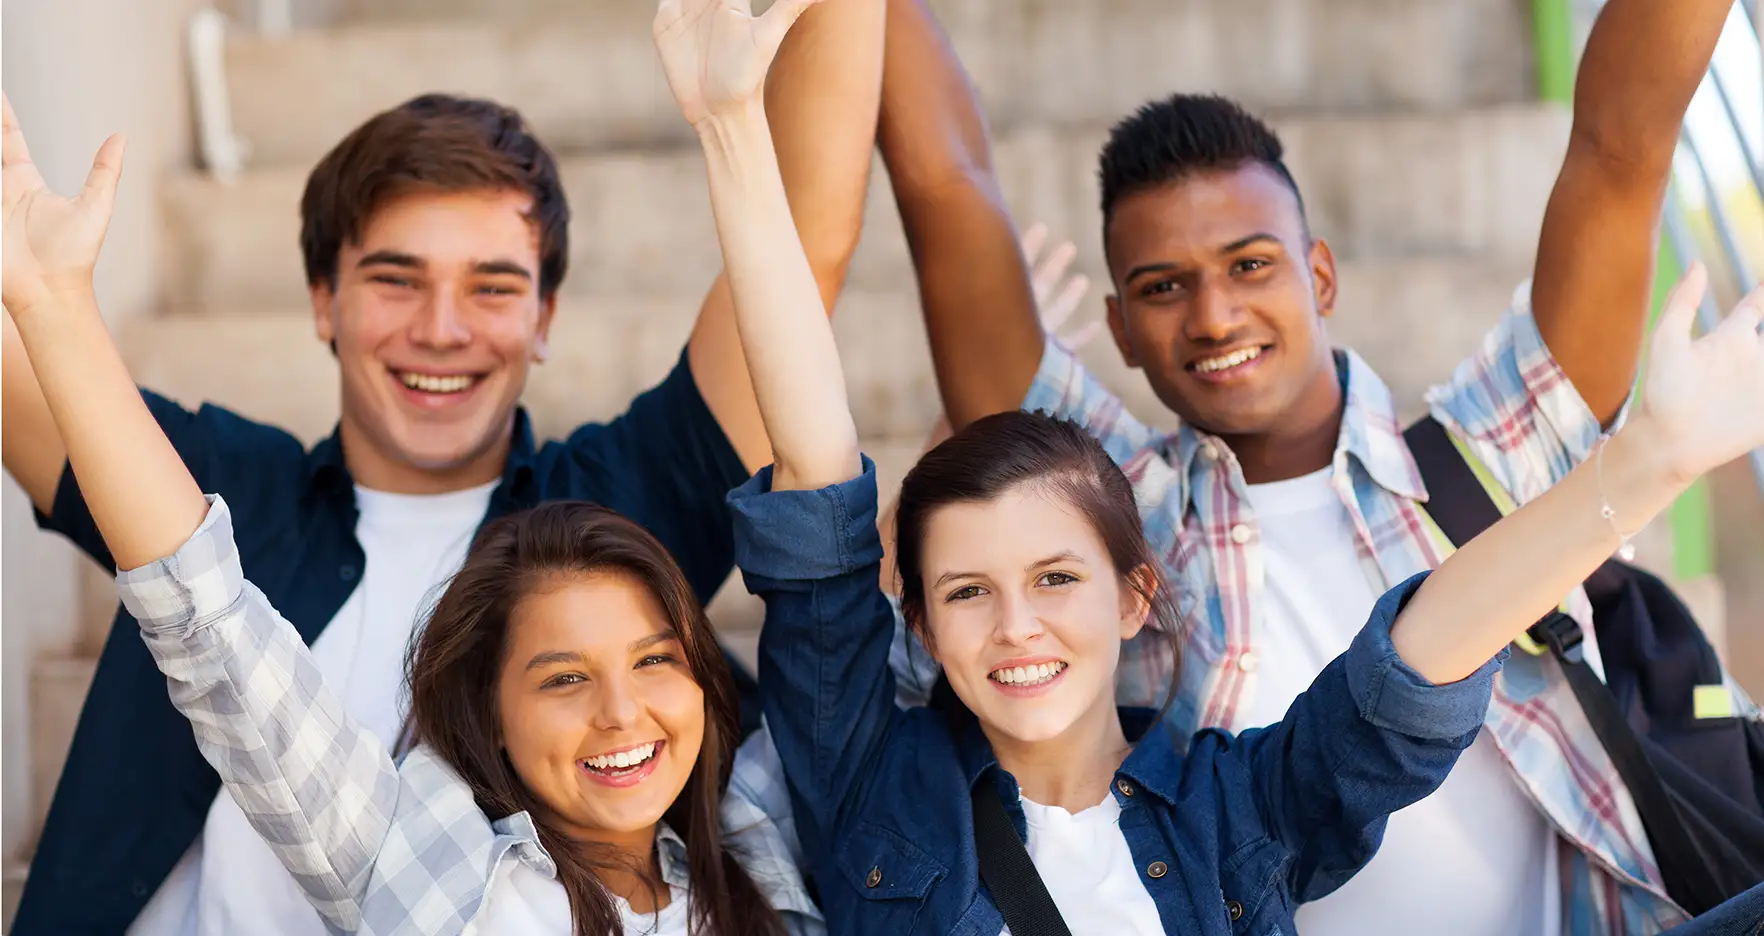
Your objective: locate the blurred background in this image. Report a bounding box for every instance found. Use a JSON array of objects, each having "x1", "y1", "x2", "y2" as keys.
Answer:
[{"x1": 1, "y1": 0, "x2": 1760, "y2": 925}]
